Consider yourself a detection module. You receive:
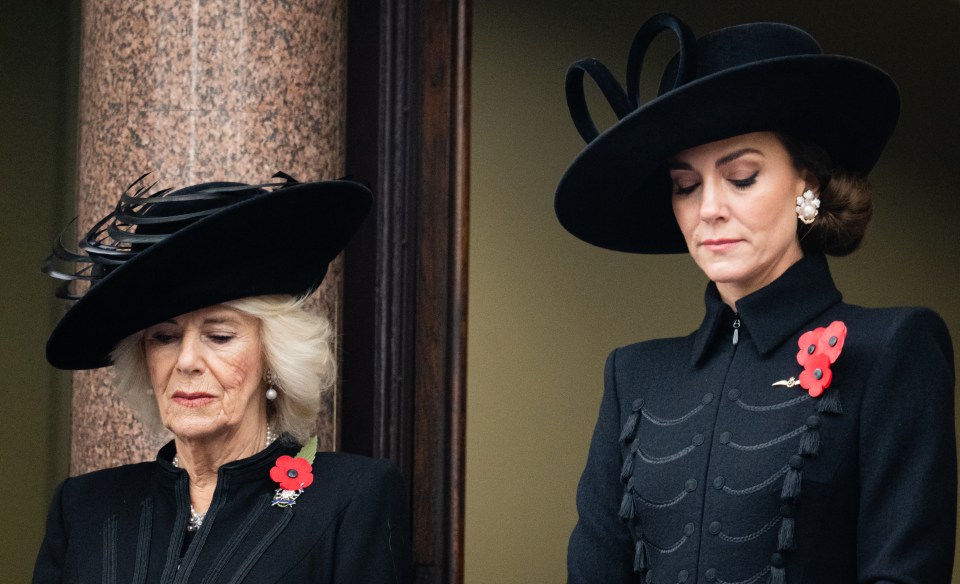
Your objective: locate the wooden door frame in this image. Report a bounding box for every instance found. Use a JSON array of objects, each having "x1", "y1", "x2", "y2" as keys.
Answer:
[{"x1": 343, "y1": 1, "x2": 470, "y2": 582}]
